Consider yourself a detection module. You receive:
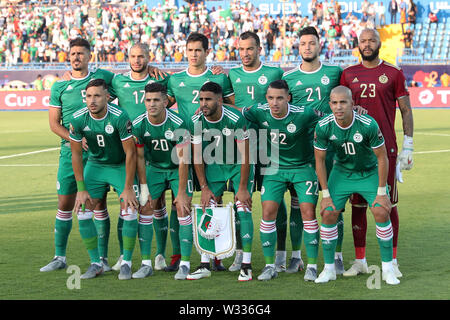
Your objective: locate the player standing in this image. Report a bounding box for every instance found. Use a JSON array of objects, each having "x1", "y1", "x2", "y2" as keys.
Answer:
[
  {"x1": 69, "y1": 79, "x2": 138, "y2": 280},
  {"x1": 242, "y1": 80, "x2": 324, "y2": 281},
  {"x1": 110, "y1": 43, "x2": 170, "y2": 272},
  {"x1": 227, "y1": 31, "x2": 287, "y2": 273},
  {"x1": 281, "y1": 26, "x2": 345, "y2": 274},
  {"x1": 188, "y1": 82, "x2": 254, "y2": 281},
  {"x1": 340, "y1": 28, "x2": 414, "y2": 277},
  {"x1": 132, "y1": 83, "x2": 193, "y2": 279},
  {"x1": 41, "y1": 38, "x2": 115, "y2": 273},
  {"x1": 314, "y1": 86, "x2": 399, "y2": 285},
  {"x1": 166, "y1": 32, "x2": 235, "y2": 272}
]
